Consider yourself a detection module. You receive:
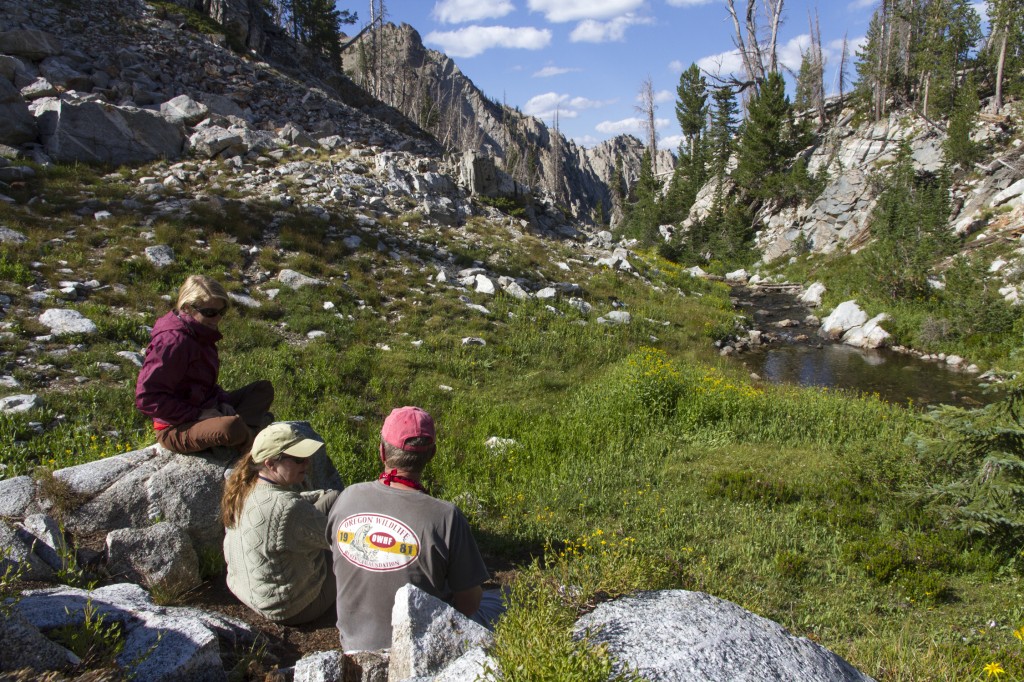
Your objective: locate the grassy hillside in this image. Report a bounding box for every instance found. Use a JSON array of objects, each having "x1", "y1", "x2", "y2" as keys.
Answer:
[{"x1": 1, "y1": 157, "x2": 1022, "y2": 681}]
